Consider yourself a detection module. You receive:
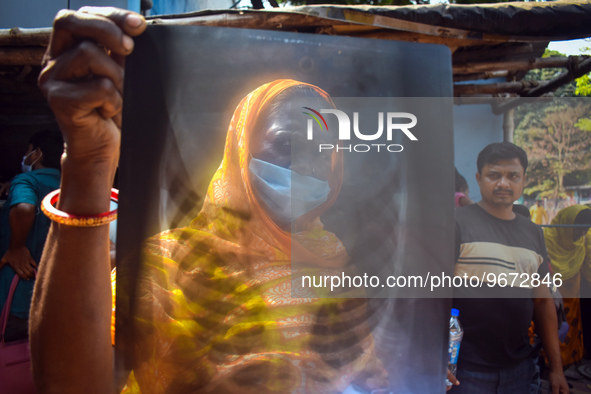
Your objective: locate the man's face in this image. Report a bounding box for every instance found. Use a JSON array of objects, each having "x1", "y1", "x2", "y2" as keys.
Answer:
[{"x1": 476, "y1": 158, "x2": 526, "y2": 208}]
